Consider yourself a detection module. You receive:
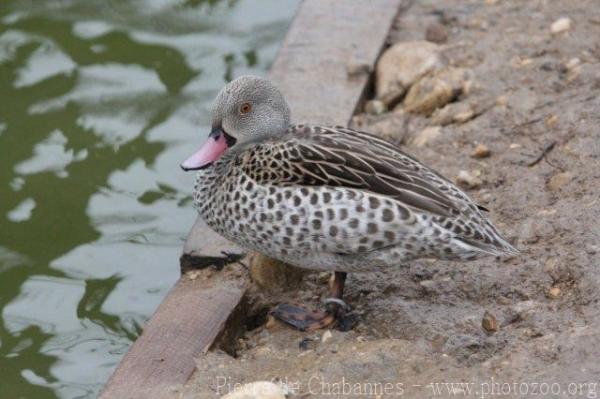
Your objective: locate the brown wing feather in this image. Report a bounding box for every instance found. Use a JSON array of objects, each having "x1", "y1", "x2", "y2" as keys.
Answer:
[{"x1": 240, "y1": 125, "x2": 468, "y2": 217}]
